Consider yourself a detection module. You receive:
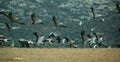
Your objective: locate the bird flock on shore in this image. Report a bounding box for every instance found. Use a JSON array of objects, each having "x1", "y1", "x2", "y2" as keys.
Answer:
[{"x1": 0, "y1": 3, "x2": 120, "y2": 48}]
